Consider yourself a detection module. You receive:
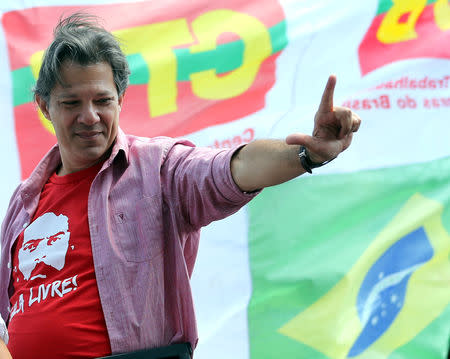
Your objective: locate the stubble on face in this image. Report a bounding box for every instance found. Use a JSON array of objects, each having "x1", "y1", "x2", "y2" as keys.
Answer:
[{"x1": 38, "y1": 61, "x2": 123, "y2": 175}]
